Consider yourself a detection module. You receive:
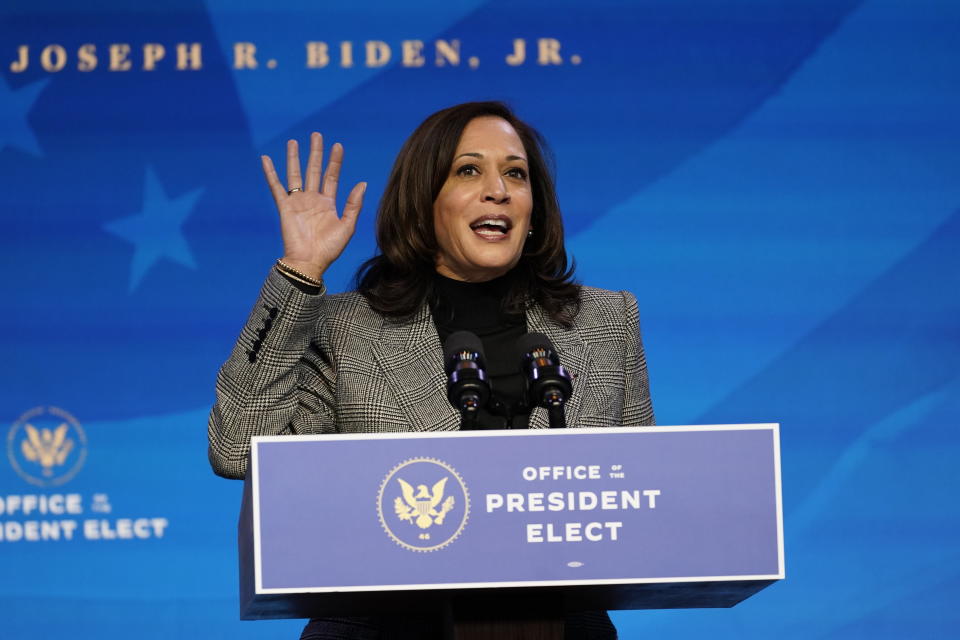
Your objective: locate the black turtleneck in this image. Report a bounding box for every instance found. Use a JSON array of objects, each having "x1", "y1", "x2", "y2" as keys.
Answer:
[{"x1": 431, "y1": 271, "x2": 531, "y2": 430}]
